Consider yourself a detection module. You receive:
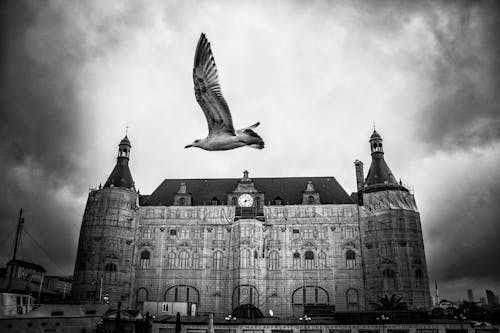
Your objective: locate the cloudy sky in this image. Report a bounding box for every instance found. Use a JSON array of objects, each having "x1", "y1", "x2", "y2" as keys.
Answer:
[{"x1": 1, "y1": 0, "x2": 499, "y2": 302}]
